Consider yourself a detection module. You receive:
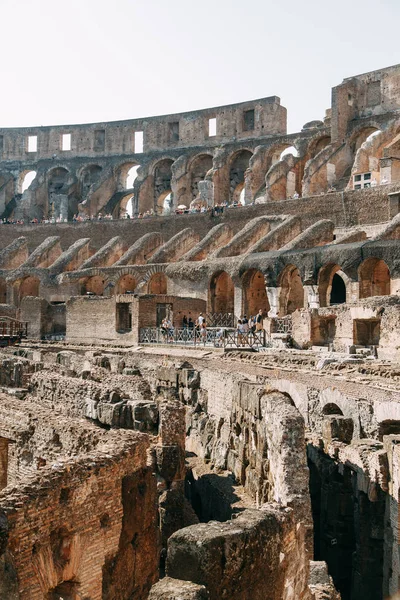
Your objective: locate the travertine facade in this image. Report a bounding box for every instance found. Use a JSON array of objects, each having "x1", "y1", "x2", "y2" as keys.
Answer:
[{"x1": 2, "y1": 64, "x2": 400, "y2": 599}]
